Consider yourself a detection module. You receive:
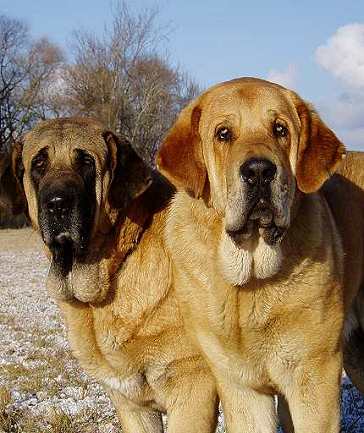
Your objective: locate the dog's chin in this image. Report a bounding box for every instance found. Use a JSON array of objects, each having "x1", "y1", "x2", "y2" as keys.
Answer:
[
  {"x1": 220, "y1": 202, "x2": 288, "y2": 285},
  {"x1": 259, "y1": 225, "x2": 286, "y2": 246},
  {"x1": 42, "y1": 230, "x2": 105, "y2": 304},
  {"x1": 226, "y1": 205, "x2": 287, "y2": 247}
]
